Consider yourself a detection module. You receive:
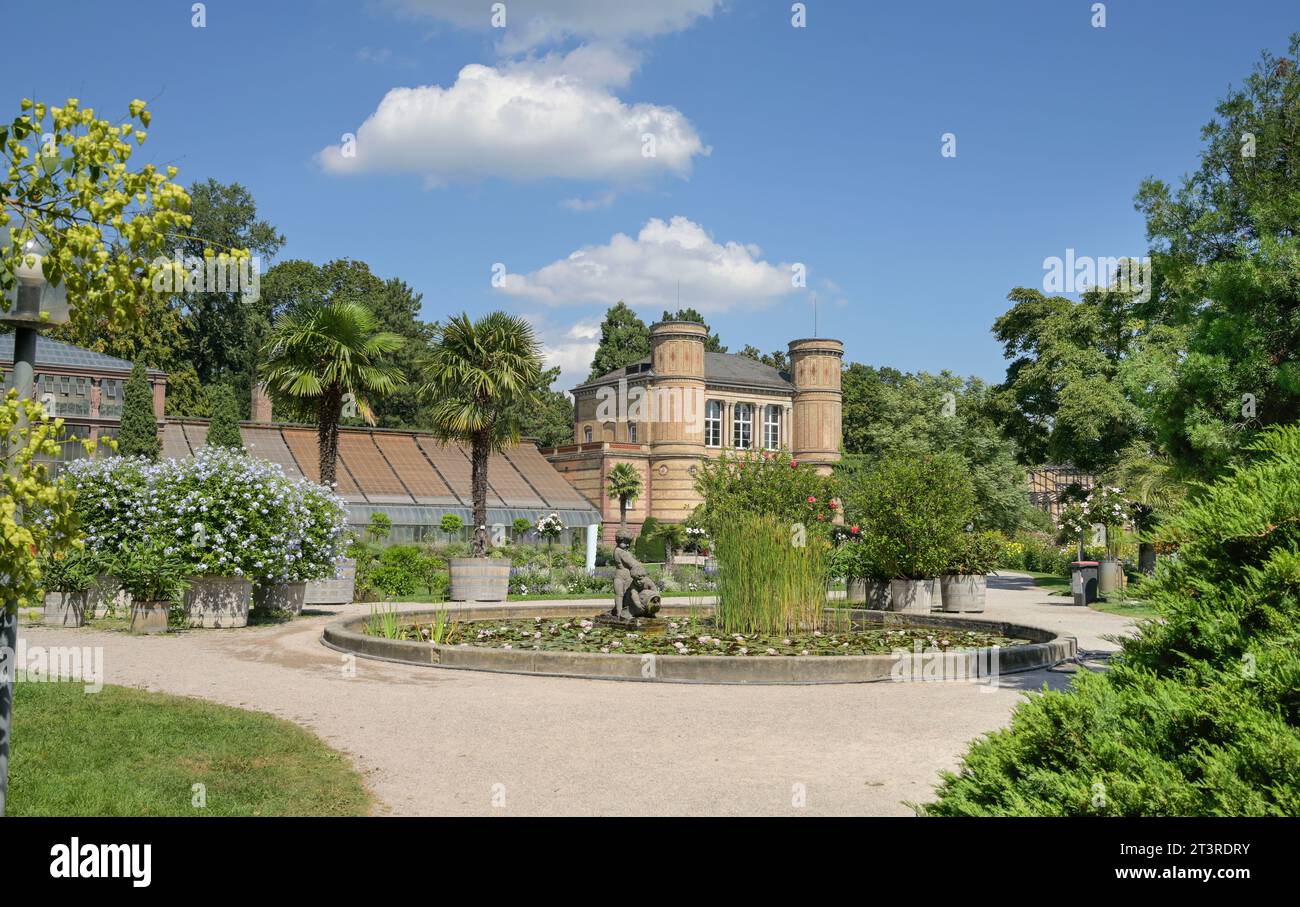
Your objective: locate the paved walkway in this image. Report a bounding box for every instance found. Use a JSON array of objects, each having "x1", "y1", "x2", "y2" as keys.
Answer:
[{"x1": 18, "y1": 574, "x2": 1137, "y2": 816}]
